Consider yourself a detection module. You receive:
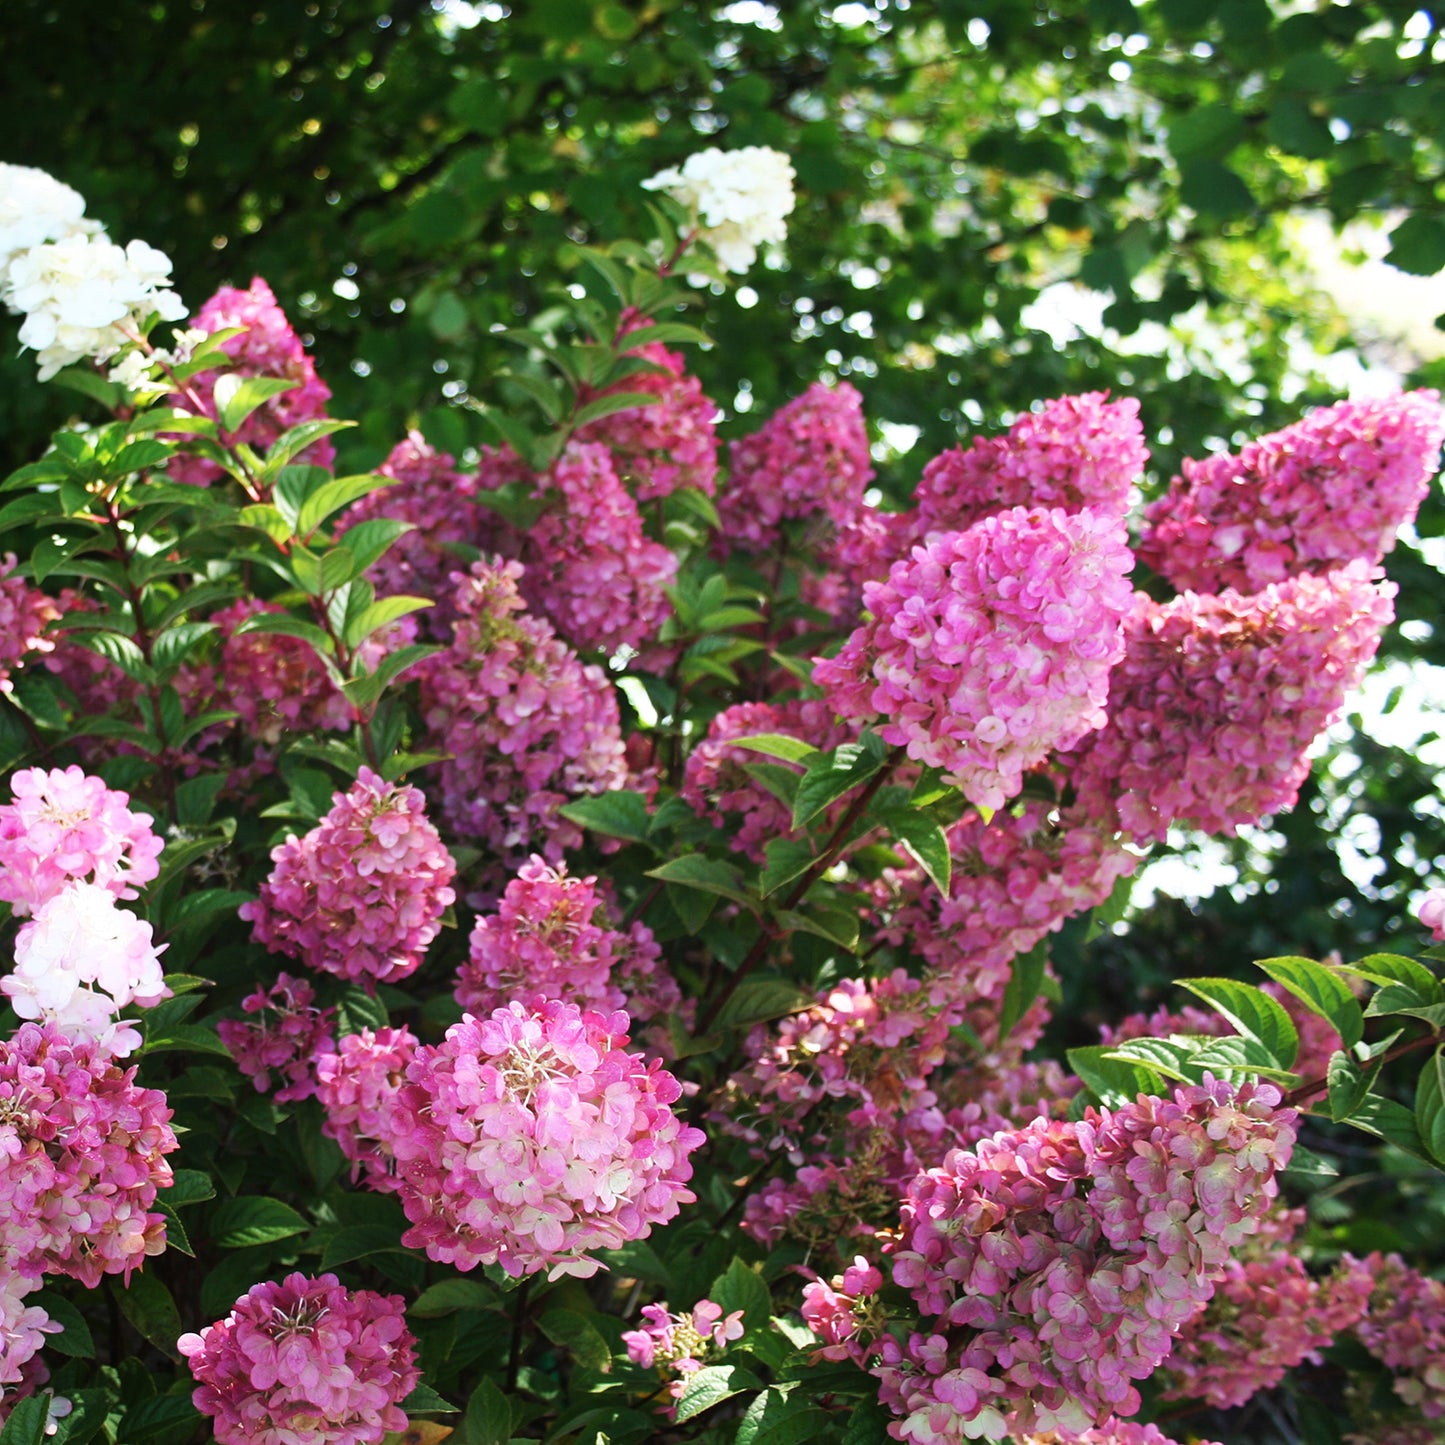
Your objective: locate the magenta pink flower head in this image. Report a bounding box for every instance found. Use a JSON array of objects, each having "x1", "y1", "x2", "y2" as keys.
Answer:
[
  {"x1": 0, "y1": 765, "x2": 163, "y2": 917},
  {"x1": 240, "y1": 768, "x2": 456, "y2": 987},
  {"x1": 1066, "y1": 561, "x2": 1395, "y2": 844},
  {"x1": 218, "y1": 974, "x2": 339, "y2": 1104},
  {"x1": 0, "y1": 555, "x2": 58, "y2": 698},
  {"x1": 314, "y1": 1026, "x2": 419, "y2": 1192},
  {"x1": 419, "y1": 558, "x2": 630, "y2": 870},
  {"x1": 876, "y1": 1079, "x2": 1295, "y2": 1441},
  {"x1": 718, "y1": 381, "x2": 873, "y2": 552},
  {"x1": 816, "y1": 506, "x2": 1134, "y2": 811},
  {"x1": 179, "y1": 1272, "x2": 419, "y2": 1445},
  {"x1": 915, "y1": 391, "x2": 1147, "y2": 538},
  {"x1": 457, "y1": 857, "x2": 678, "y2": 1023},
  {"x1": 167, "y1": 276, "x2": 335, "y2": 486},
  {"x1": 0, "y1": 1021, "x2": 177, "y2": 1287},
  {"x1": 379, "y1": 999, "x2": 704, "y2": 1279},
  {"x1": 1139, "y1": 390, "x2": 1445, "y2": 595}
]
